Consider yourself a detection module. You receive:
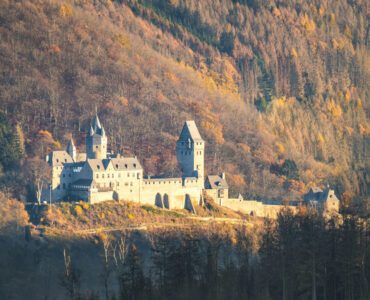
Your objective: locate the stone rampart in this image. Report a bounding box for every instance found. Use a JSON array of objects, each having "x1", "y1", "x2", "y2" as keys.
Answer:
[
  {"x1": 222, "y1": 198, "x2": 296, "y2": 219},
  {"x1": 141, "y1": 177, "x2": 202, "y2": 209}
]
